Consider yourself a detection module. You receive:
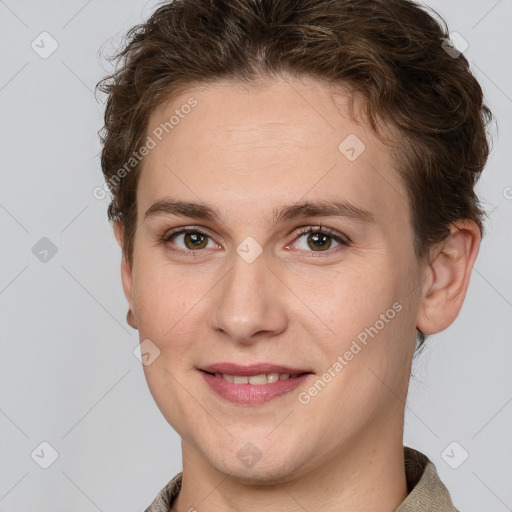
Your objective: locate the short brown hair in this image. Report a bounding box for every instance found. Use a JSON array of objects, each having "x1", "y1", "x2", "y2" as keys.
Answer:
[{"x1": 96, "y1": 0, "x2": 493, "y2": 351}]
